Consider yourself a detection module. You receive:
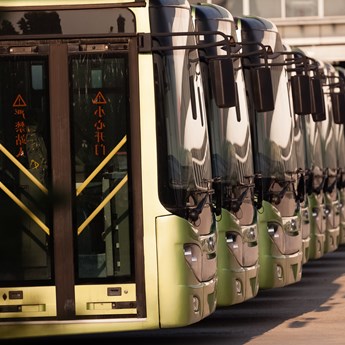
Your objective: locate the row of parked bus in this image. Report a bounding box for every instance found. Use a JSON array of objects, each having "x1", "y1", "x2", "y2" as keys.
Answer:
[
  {"x1": 193, "y1": 2, "x2": 345, "y2": 306},
  {"x1": 0, "y1": 0, "x2": 344, "y2": 340}
]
